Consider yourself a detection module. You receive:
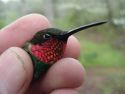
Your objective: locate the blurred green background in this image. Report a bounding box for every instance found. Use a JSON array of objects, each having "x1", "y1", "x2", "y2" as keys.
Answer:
[{"x1": 0, "y1": 0, "x2": 125, "y2": 94}]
